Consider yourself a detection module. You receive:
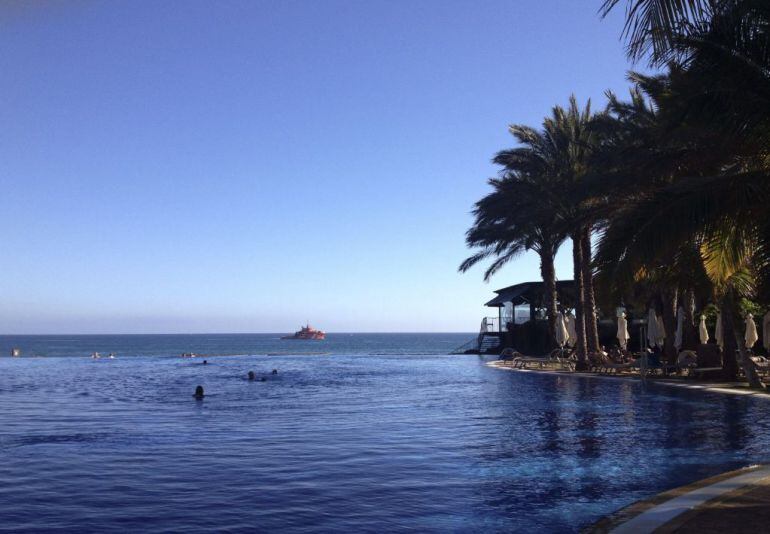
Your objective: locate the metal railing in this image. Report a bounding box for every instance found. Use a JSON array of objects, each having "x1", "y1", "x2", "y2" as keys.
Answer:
[{"x1": 480, "y1": 317, "x2": 508, "y2": 333}]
